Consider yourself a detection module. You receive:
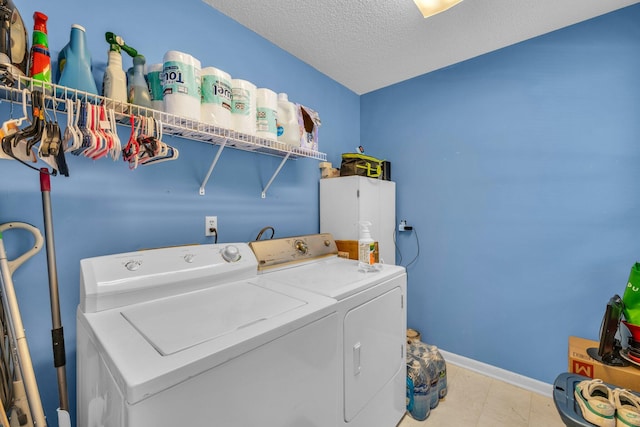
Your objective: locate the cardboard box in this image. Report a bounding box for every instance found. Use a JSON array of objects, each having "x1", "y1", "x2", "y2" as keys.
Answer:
[
  {"x1": 568, "y1": 336, "x2": 640, "y2": 392},
  {"x1": 335, "y1": 240, "x2": 379, "y2": 263}
]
